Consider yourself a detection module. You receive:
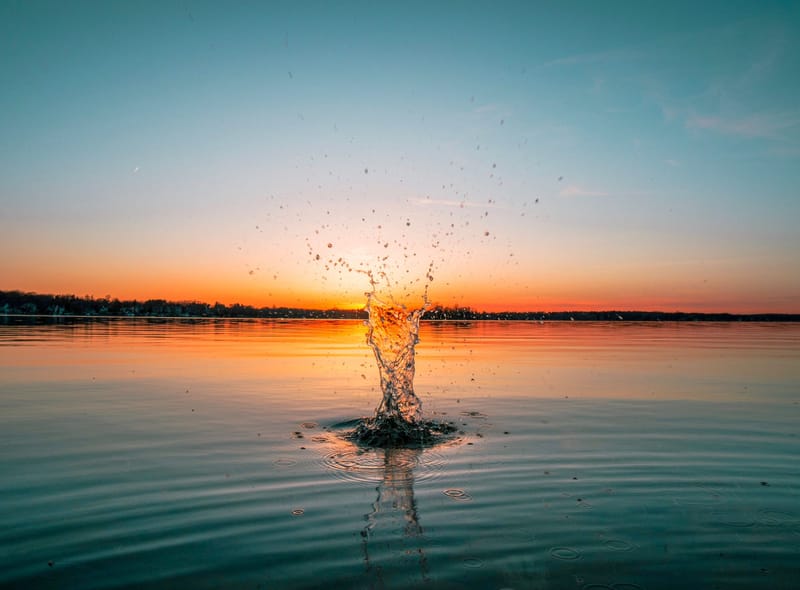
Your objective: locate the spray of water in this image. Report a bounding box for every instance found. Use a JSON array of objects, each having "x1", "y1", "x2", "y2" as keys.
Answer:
[
  {"x1": 301, "y1": 215, "x2": 459, "y2": 447},
  {"x1": 351, "y1": 272, "x2": 455, "y2": 448},
  {"x1": 365, "y1": 290, "x2": 426, "y2": 424}
]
